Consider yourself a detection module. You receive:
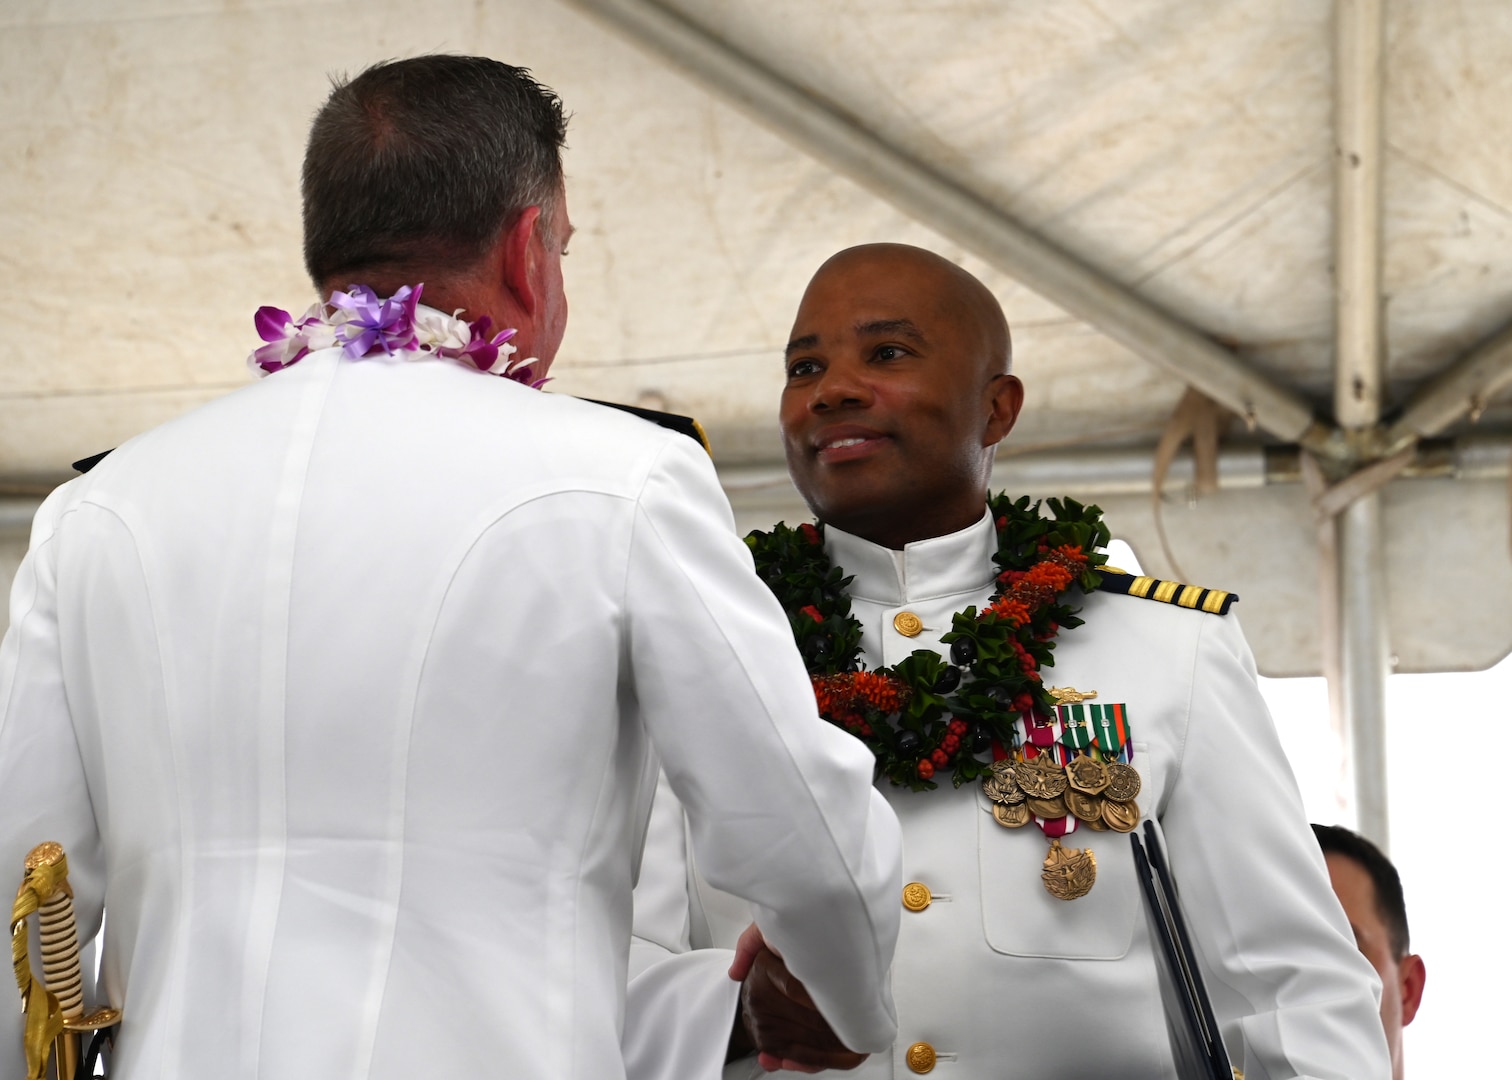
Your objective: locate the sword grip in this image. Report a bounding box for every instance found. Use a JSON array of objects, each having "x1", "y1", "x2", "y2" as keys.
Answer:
[
  {"x1": 37, "y1": 890, "x2": 85, "y2": 1022},
  {"x1": 15, "y1": 842, "x2": 100, "y2": 1080}
]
